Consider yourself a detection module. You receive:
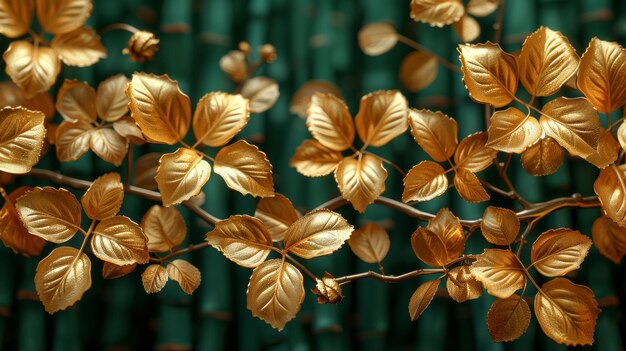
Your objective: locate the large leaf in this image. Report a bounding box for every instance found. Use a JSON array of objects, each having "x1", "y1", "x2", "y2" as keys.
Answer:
[
  {"x1": 348, "y1": 223, "x2": 390, "y2": 264},
  {"x1": 306, "y1": 93, "x2": 354, "y2": 151},
  {"x1": 255, "y1": 194, "x2": 299, "y2": 242},
  {"x1": 192, "y1": 92, "x2": 250, "y2": 147},
  {"x1": 594, "y1": 164, "x2": 626, "y2": 227},
  {"x1": 0, "y1": 107, "x2": 46, "y2": 174},
  {"x1": 51, "y1": 27, "x2": 106, "y2": 67},
  {"x1": 335, "y1": 154, "x2": 387, "y2": 212},
  {"x1": 402, "y1": 161, "x2": 448, "y2": 203},
  {"x1": 354, "y1": 90, "x2": 408, "y2": 147},
  {"x1": 166, "y1": 259, "x2": 201, "y2": 294},
  {"x1": 155, "y1": 147, "x2": 211, "y2": 207},
  {"x1": 530, "y1": 228, "x2": 592, "y2": 277},
  {"x1": 454, "y1": 168, "x2": 489, "y2": 203},
  {"x1": 409, "y1": 0, "x2": 464, "y2": 27},
  {"x1": 90, "y1": 216, "x2": 149, "y2": 265},
  {"x1": 247, "y1": 259, "x2": 305, "y2": 331},
  {"x1": 408, "y1": 279, "x2": 440, "y2": 321},
  {"x1": 470, "y1": 249, "x2": 525, "y2": 298},
  {"x1": 481, "y1": 206, "x2": 519, "y2": 246},
  {"x1": 55, "y1": 120, "x2": 92, "y2": 162},
  {"x1": 141, "y1": 205, "x2": 187, "y2": 253},
  {"x1": 289, "y1": 139, "x2": 343, "y2": 177},
  {"x1": 487, "y1": 107, "x2": 542, "y2": 153},
  {"x1": 283, "y1": 209, "x2": 353, "y2": 259},
  {"x1": 592, "y1": 216, "x2": 626, "y2": 264},
  {"x1": 214, "y1": 140, "x2": 275, "y2": 197},
  {"x1": 454, "y1": 132, "x2": 497, "y2": 172},
  {"x1": 0, "y1": 0, "x2": 34, "y2": 37},
  {"x1": 81, "y1": 172, "x2": 123, "y2": 220},
  {"x1": 408, "y1": 109, "x2": 457, "y2": 162},
  {"x1": 36, "y1": 0, "x2": 91, "y2": 34},
  {"x1": 487, "y1": 295, "x2": 531, "y2": 342},
  {"x1": 89, "y1": 127, "x2": 128, "y2": 166},
  {"x1": 521, "y1": 137, "x2": 564, "y2": 176},
  {"x1": 3, "y1": 41, "x2": 60, "y2": 98}
]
